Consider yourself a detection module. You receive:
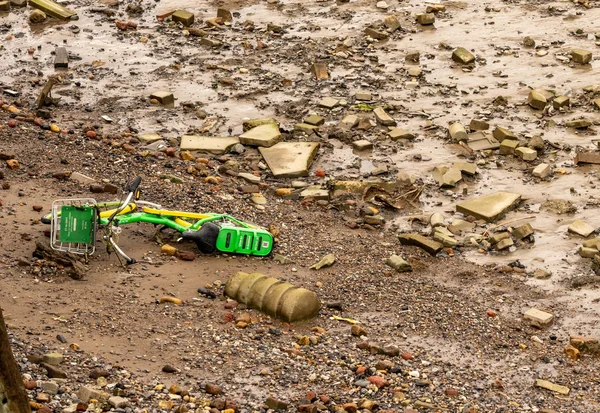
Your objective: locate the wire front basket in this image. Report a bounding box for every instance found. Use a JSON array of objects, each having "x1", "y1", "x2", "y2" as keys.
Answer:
[{"x1": 50, "y1": 198, "x2": 97, "y2": 256}]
